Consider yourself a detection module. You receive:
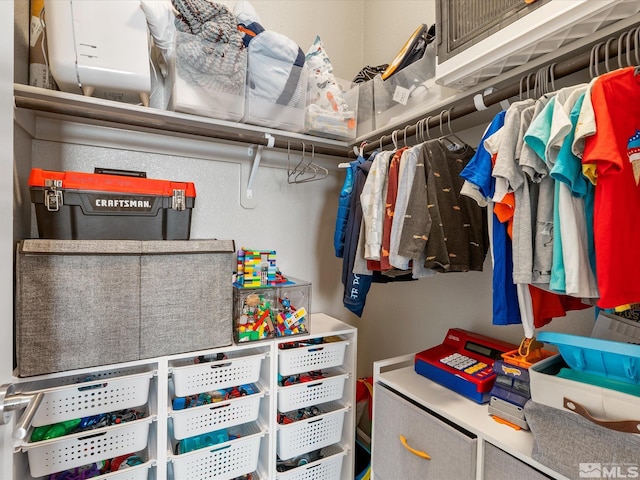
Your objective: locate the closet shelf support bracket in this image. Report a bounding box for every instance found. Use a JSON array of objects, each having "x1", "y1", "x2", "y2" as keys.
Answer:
[{"x1": 241, "y1": 133, "x2": 275, "y2": 209}]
